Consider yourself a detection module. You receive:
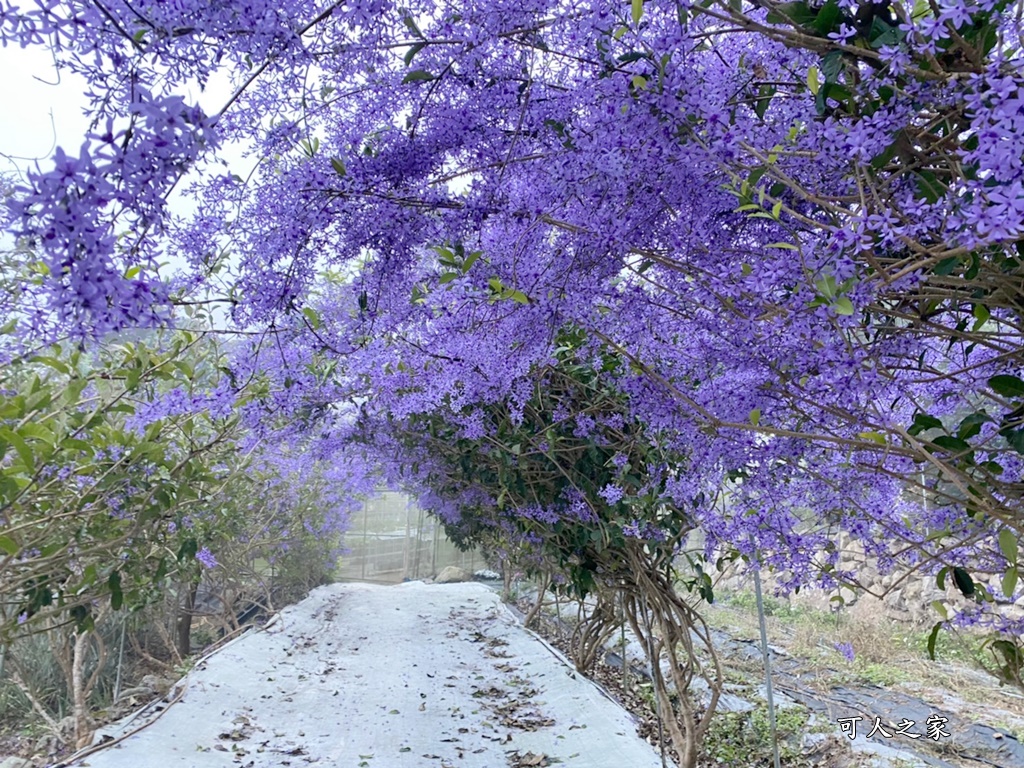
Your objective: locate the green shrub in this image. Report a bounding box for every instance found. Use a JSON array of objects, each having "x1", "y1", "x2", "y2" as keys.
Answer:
[{"x1": 701, "y1": 703, "x2": 810, "y2": 767}]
